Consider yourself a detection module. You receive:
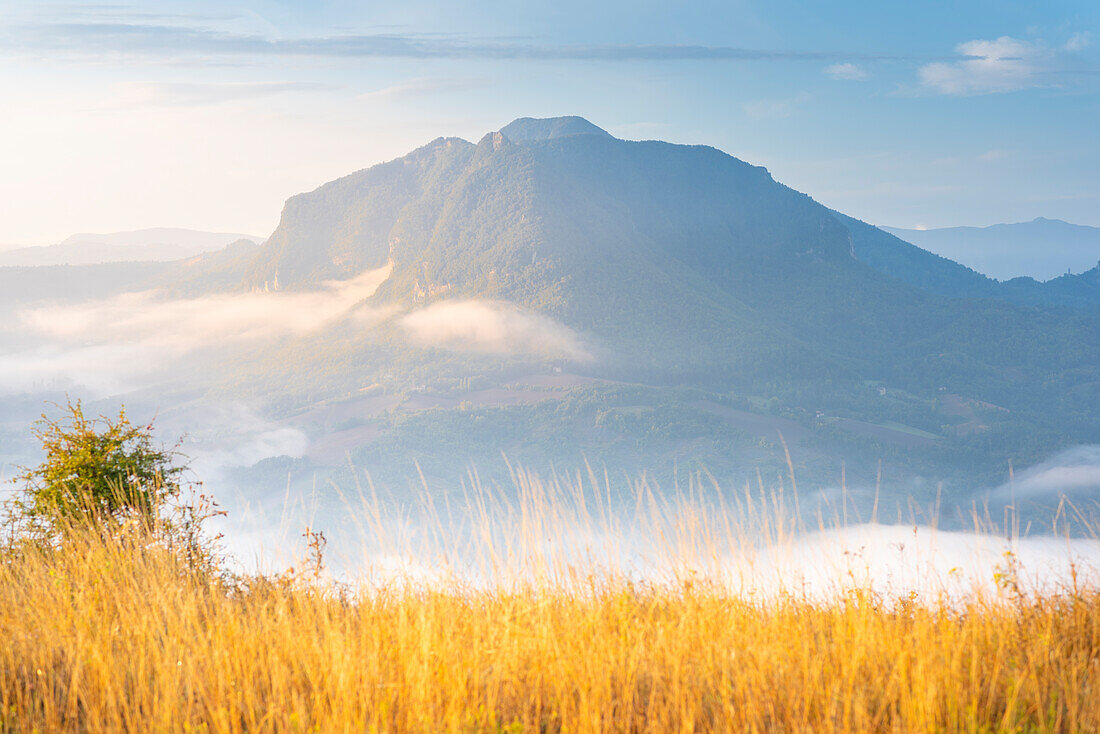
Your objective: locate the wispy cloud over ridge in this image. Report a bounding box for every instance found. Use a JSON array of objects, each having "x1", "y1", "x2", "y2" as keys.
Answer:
[{"x1": 7, "y1": 21, "x2": 954, "y2": 64}]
